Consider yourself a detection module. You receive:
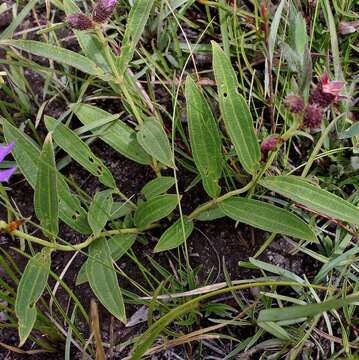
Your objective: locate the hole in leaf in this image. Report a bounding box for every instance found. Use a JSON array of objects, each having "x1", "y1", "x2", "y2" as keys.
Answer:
[
  {"x1": 96, "y1": 166, "x2": 103, "y2": 176},
  {"x1": 223, "y1": 92, "x2": 228, "y2": 98},
  {"x1": 89, "y1": 157, "x2": 96, "y2": 164},
  {"x1": 72, "y1": 211, "x2": 80, "y2": 220}
]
